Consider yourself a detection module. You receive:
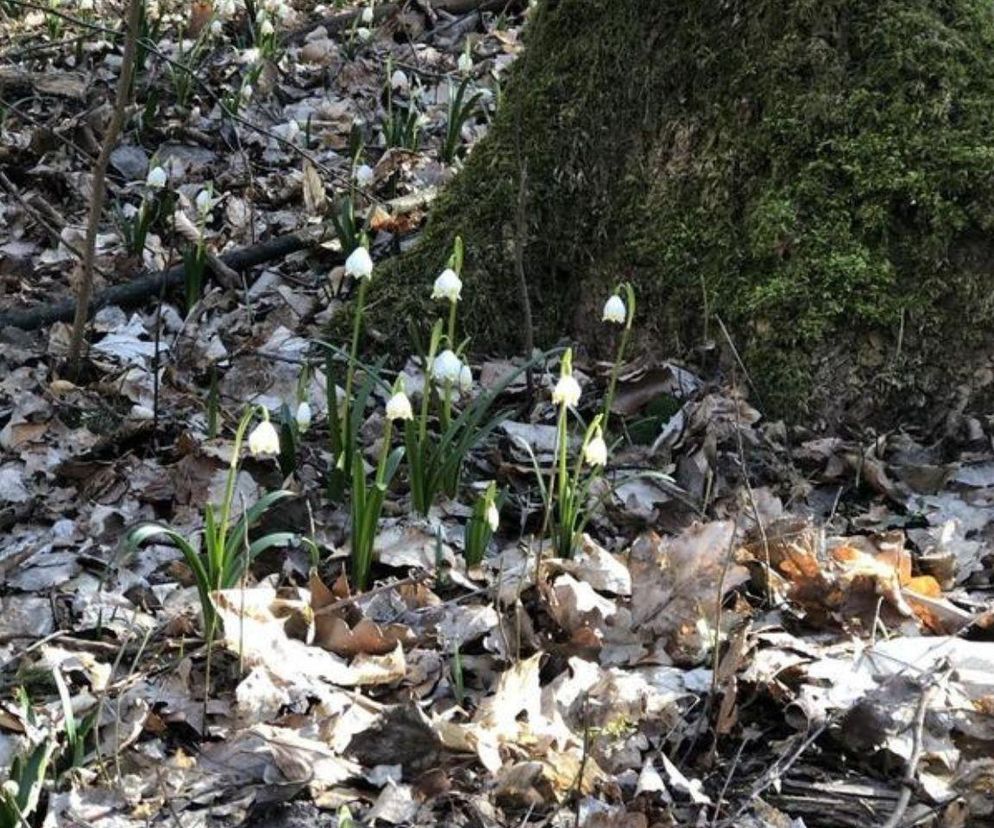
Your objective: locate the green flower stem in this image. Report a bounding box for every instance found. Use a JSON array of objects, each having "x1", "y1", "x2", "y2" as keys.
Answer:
[
  {"x1": 376, "y1": 418, "x2": 394, "y2": 485},
  {"x1": 447, "y1": 298, "x2": 458, "y2": 349},
  {"x1": 603, "y1": 283, "x2": 636, "y2": 433},
  {"x1": 218, "y1": 406, "x2": 257, "y2": 555},
  {"x1": 343, "y1": 278, "x2": 369, "y2": 446}
]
